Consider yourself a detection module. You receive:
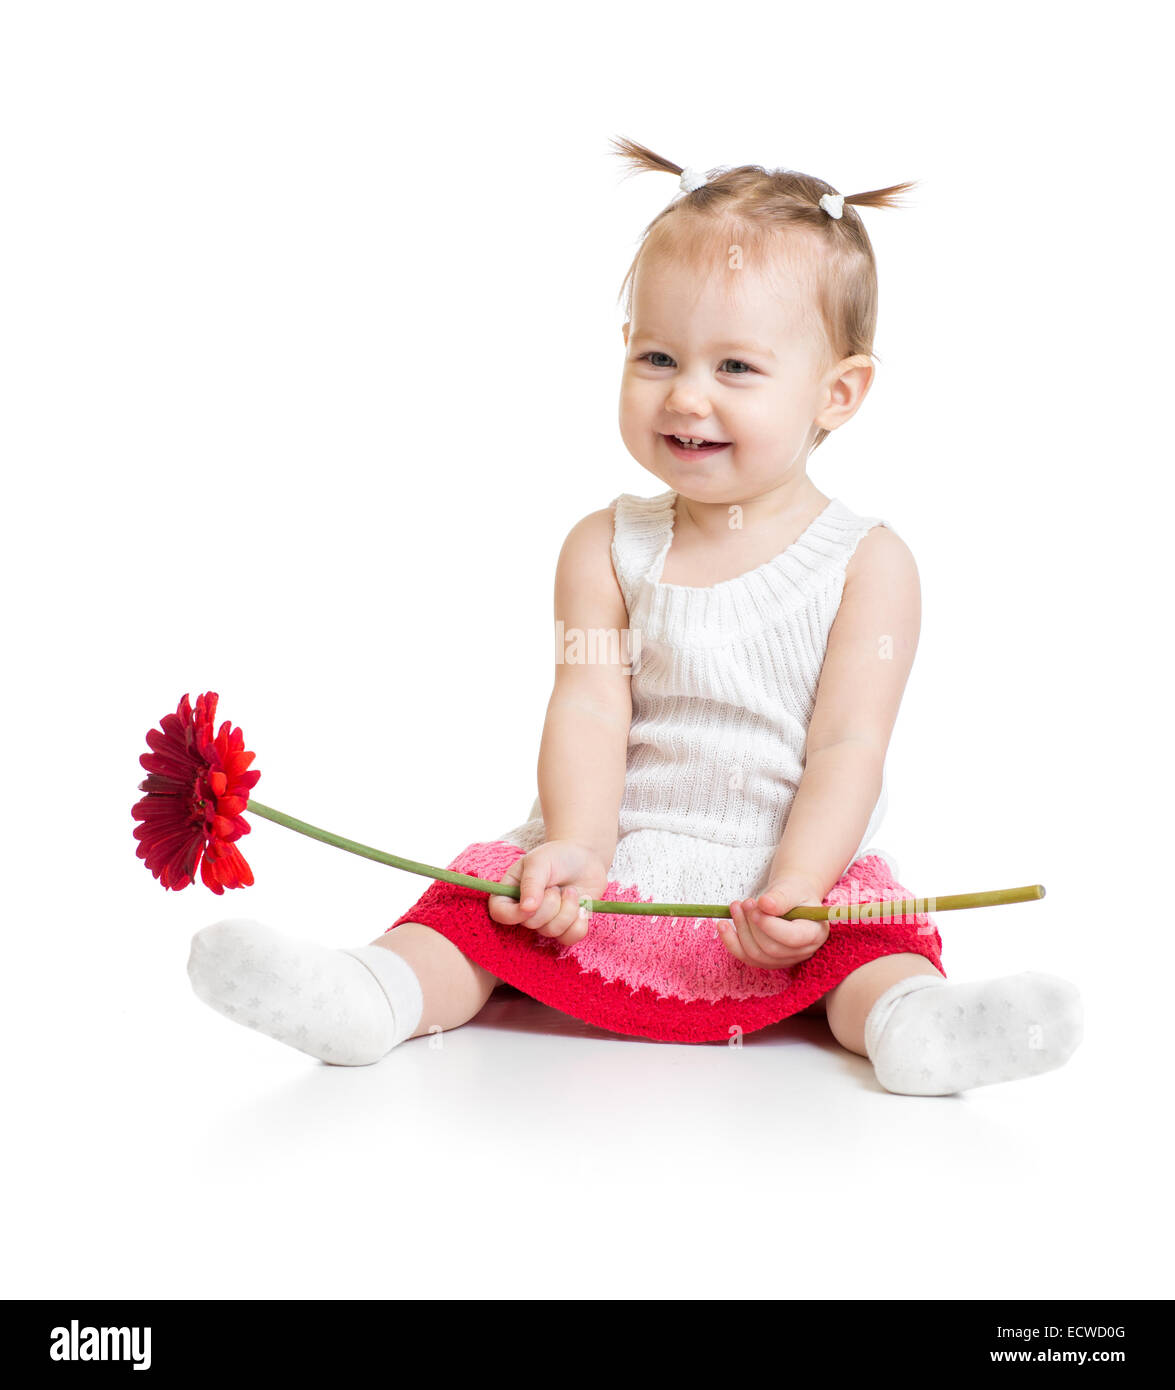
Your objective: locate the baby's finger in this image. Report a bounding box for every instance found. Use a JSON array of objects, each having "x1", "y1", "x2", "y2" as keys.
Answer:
[
  {"x1": 559, "y1": 893, "x2": 594, "y2": 946},
  {"x1": 487, "y1": 864, "x2": 542, "y2": 925},
  {"x1": 559, "y1": 906, "x2": 592, "y2": 946},
  {"x1": 534, "y1": 885, "x2": 578, "y2": 939},
  {"x1": 744, "y1": 901, "x2": 812, "y2": 957},
  {"x1": 726, "y1": 900, "x2": 775, "y2": 968},
  {"x1": 520, "y1": 884, "x2": 565, "y2": 932},
  {"x1": 487, "y1": 879, "x2": 524, "y2": 924},
  {"x1": 517, "y1": 868, "x2": 552, "y2": 918},
  {"x1": 537, "y1": 886, "x2": 586, "y2": 941},
  {"x1": 717, "y1": 908, "x2": 751, "y2": 965},
  {"x1": 739, "y1": 899, "x2": 794, "y2": 965},
  {"x1": 762, "y1": 904, "x2": 828, "y2": 952}
]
